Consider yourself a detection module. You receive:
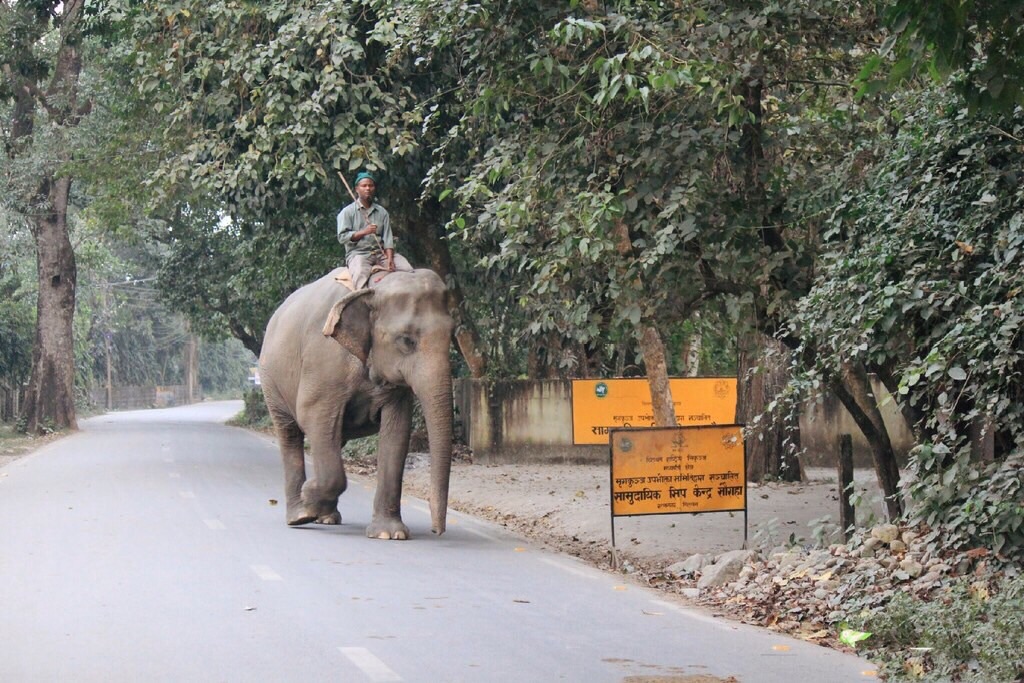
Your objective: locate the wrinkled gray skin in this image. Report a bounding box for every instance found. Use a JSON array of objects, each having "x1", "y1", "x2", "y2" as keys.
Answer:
[{"x1": 259, "y1": 268, "x2": 454, "y2": 539}]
